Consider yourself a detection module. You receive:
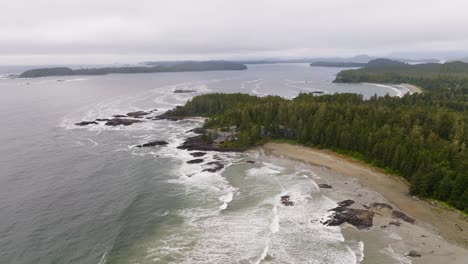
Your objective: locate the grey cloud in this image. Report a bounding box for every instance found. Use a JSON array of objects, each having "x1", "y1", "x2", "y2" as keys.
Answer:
[{"x1": 1, "y1": 0, "x2": 468, "y2": 64}]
